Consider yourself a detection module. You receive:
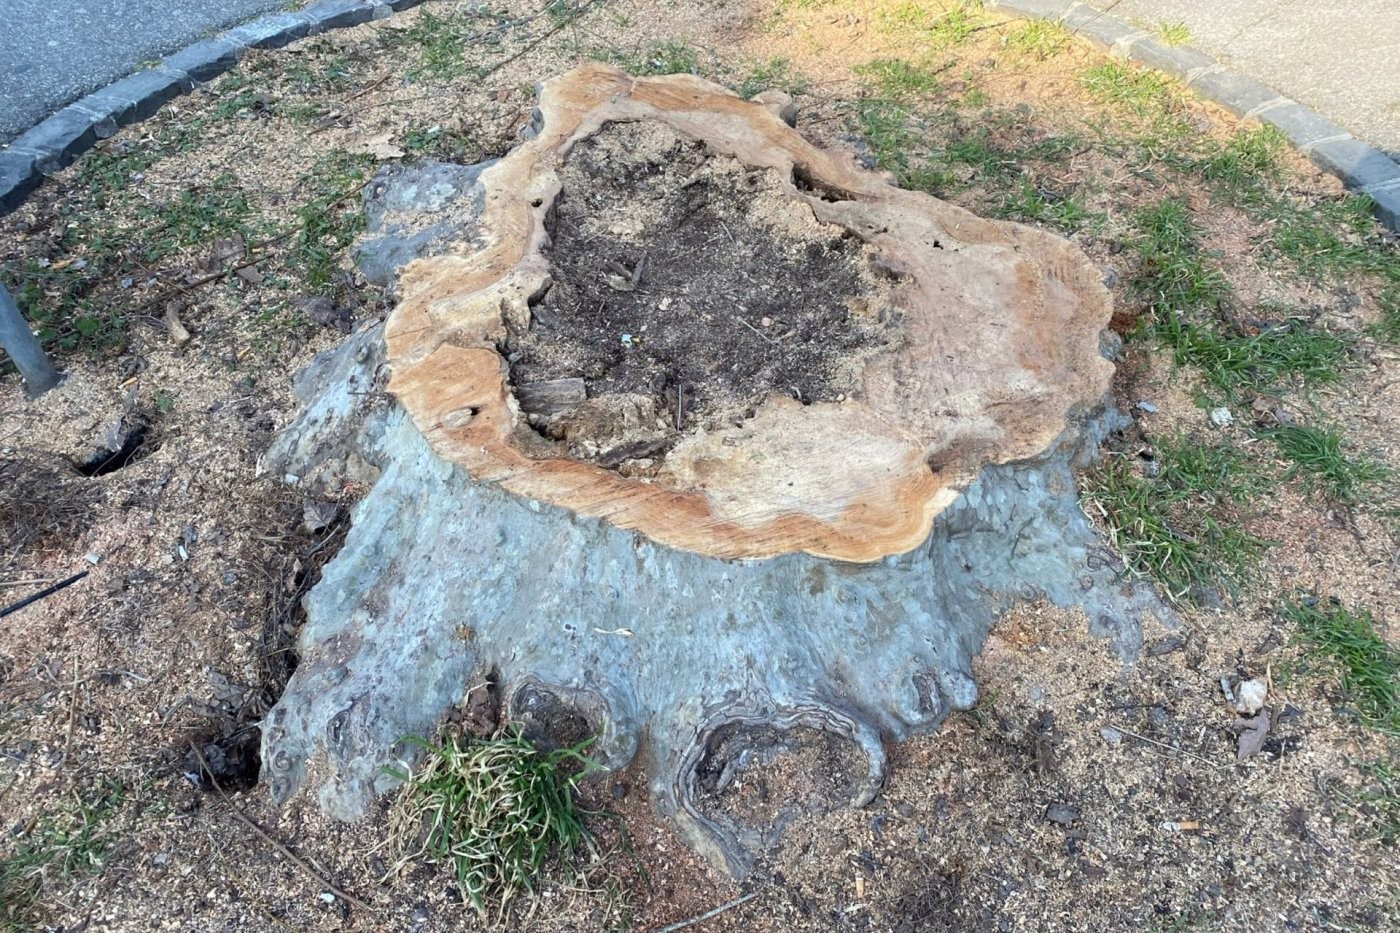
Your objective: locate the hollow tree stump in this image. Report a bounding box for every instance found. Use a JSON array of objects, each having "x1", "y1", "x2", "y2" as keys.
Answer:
[{"x1": 260, "y1": 64, "x2": 1169, "y2": 875}]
